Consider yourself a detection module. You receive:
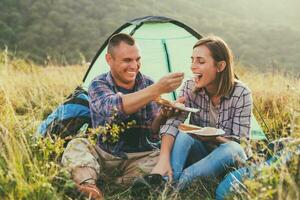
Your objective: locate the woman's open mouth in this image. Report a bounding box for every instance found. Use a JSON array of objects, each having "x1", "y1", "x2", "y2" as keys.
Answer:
[{"x1": 193, "y1": 73, "x2": 203, "y2": 80}]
